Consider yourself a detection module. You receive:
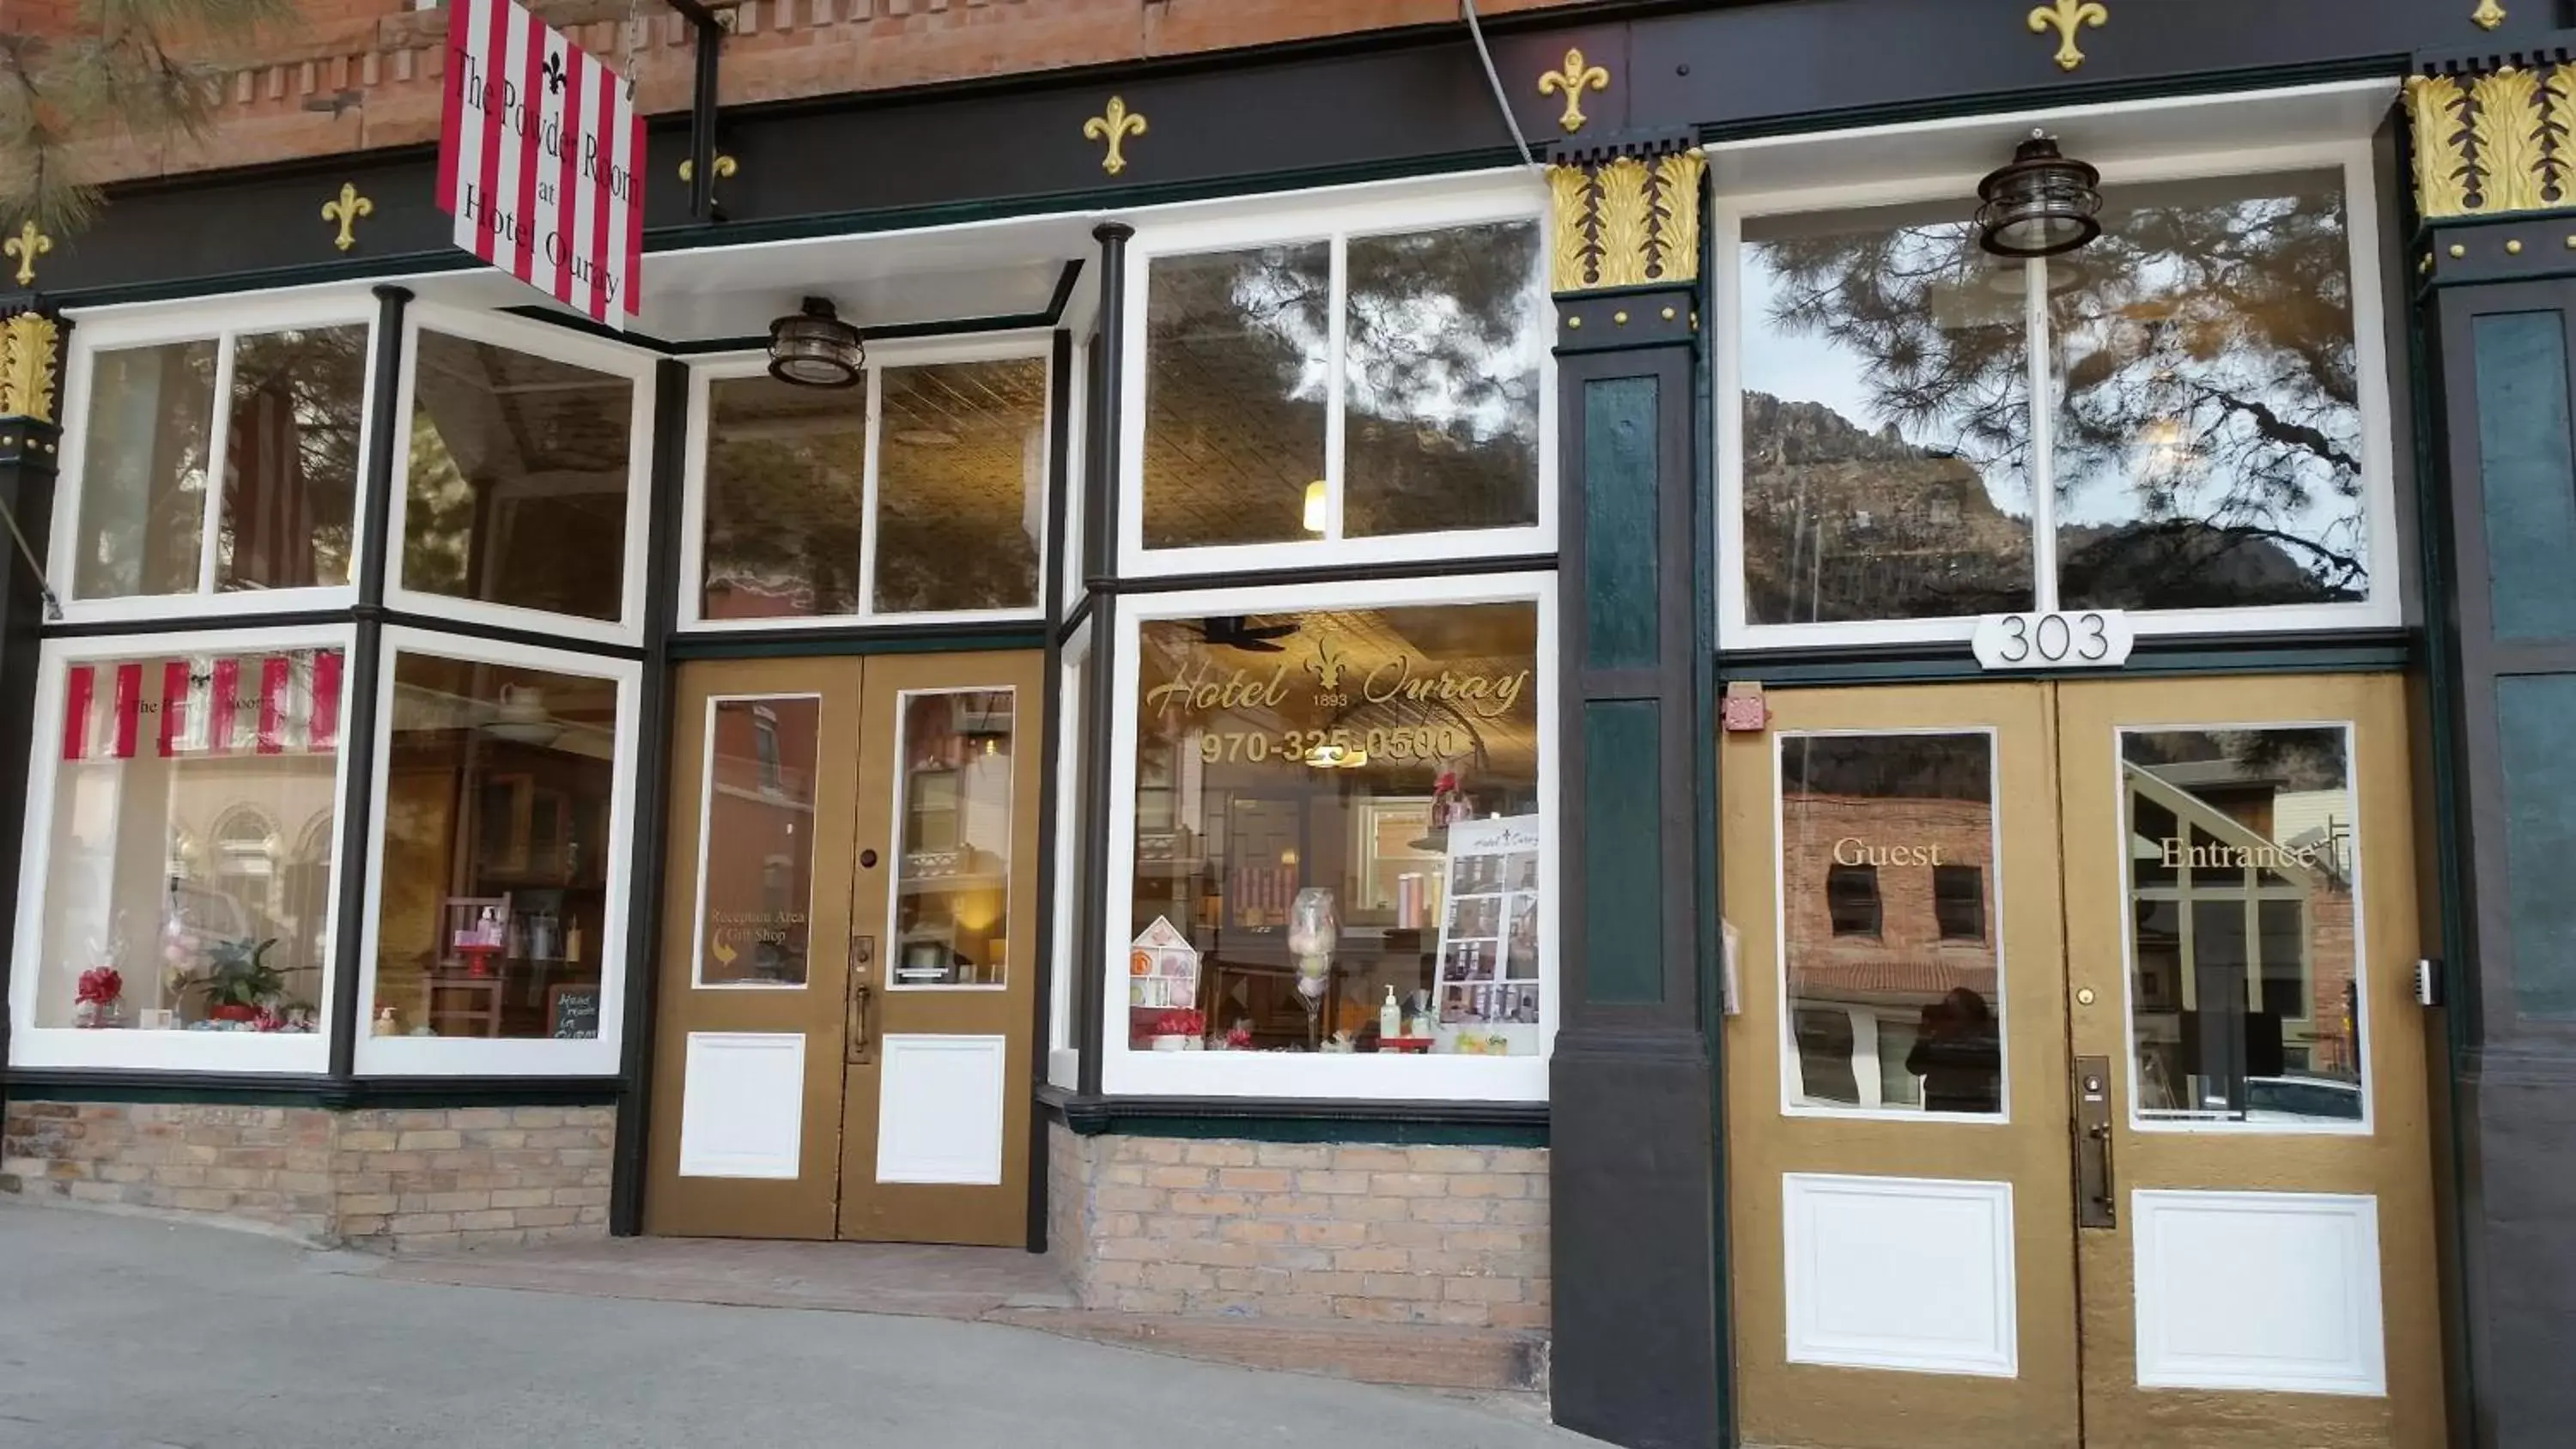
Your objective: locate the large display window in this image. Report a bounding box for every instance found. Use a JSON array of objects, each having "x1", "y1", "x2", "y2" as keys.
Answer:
[
  {"x1": 1717, "y1": 142, "x2": 2397, "y2": 648},
  {"x1": 7, "y1": 627, "x2": 355, "y2": 1071},
  {"x1": 1118, "y1": 179, "x2": 1553, "y2": 577},
  {"x1": 355, "y1": 630, "x2": 640, "y2": 1075},
  {"x1": 1102, "y1": 575, "x2": 1554, "y2": 1100},
  {"x1": 52, "y1": 296, "x2": 377, "y2": 622}
]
